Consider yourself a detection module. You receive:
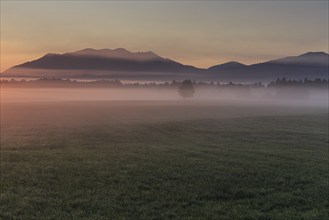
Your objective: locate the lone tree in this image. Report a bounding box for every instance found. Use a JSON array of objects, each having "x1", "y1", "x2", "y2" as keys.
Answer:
[{"x1": 178, "y1": 80, "x2": 195, "y2": 98}]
